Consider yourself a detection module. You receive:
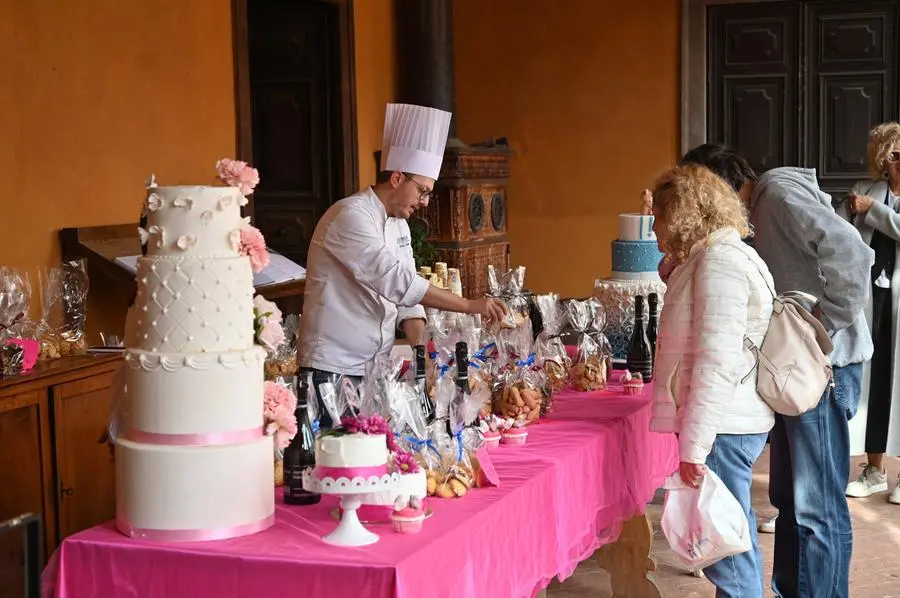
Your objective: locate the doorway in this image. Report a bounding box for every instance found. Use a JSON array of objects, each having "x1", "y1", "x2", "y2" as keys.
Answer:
[
  {"x1": 232, "y1": 0, "x2": 358, "y2": 266},
  {"x1": 682, "y1": 0, "x2": 899, "y2": 196}
]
